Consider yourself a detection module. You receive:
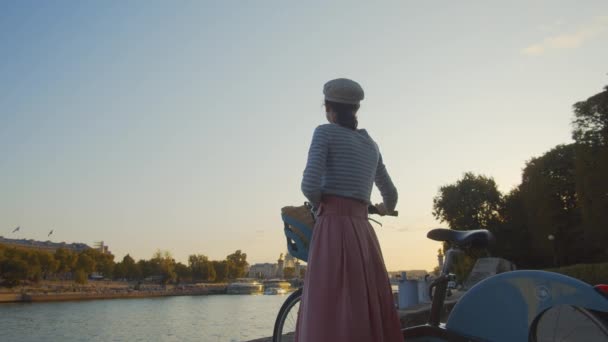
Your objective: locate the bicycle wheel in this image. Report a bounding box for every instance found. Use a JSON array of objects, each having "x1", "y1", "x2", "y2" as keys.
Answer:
[
  {"x1": 532, "y1": 305, "x2": 608, "y2": 342},
  {"x1": 272, "y1": 288, "x2": 302, "y2": 342}
]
